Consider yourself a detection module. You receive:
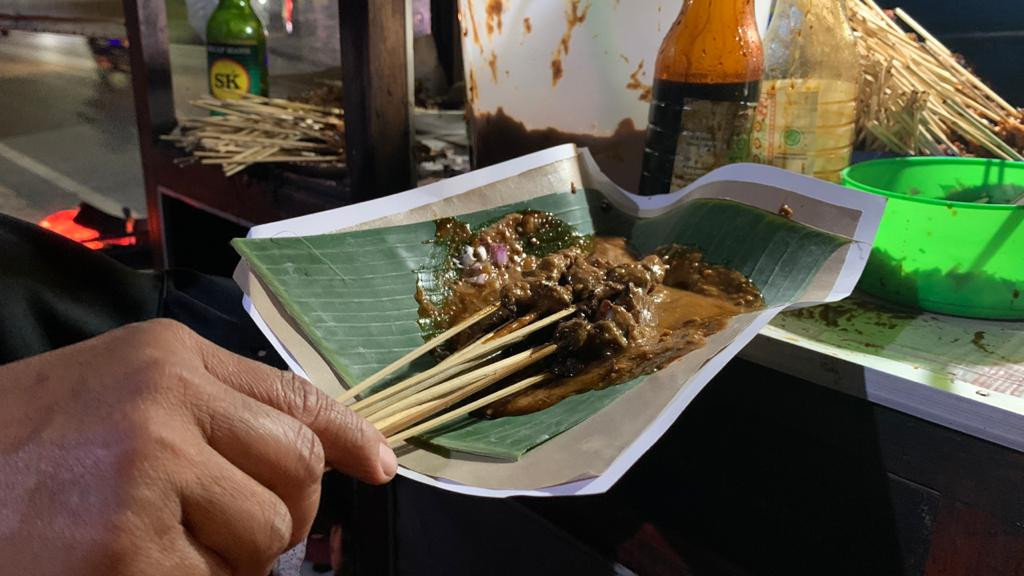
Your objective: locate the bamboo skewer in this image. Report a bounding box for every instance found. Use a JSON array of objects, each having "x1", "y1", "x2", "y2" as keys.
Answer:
[
  {"x1": 376, "y1": 361, "x2": 548, "y2": 437},
  {"x1": 242, "y1": 93, "x2": 344, "y2": 116},
  {"x1": 188, "y1": 133, "x2": 330, "y2": 149},
  {"x1": 862, "y1": 0, "x2": 903, "y2": 34},
  {"x1": 348, "y1": 352, "x2": 463, "y2": 414},
  {"x1": 850, "y1": 0, "x2": 1023, "y2": 159},
  {"x1": 195, "y1": 95, "x2": 341, "y2": 120},
  {"x1": 347, "y1": 341, "x2": 491, "y2": 415},
  {"x1": 337, "y1": 304, "x2": 500, "y2": 404},
  {"x1": 191, "y1": 120, "x2": 325, "y2": 140},
  {"x1": 436, "y1": 325, "x2": 501, "y2": 367},
  {"x1": 366, "y1": 343, "x2": 557, "y2": 424},
  {"x1": 356, "y1": 353, "x2": 494, "y2": 419},
  {"x1": 201, "y1": 155, "x2": 344, "y2": 165},
  {"x1": 892, "y1": 8, "x2": 1017, "y2": 116},
  {"x1": 490, "y1": 310, "x2": 540, "y2": 338},
  {"x1": 374, "y1": 396, "x2": 449, "y2": 437},
  {"x1": 219, "y1": 145, "x2": 269, "y2": 176},
  {"x1": 349, "y1": 306, "x2": 573, "y2": 414},
  {"x1": 387, "y1": 373, "x2": 552, "y2": 446},
  {"x1": 947, "y1": 100, "x2": 1024, "y2": 161},
  {"x1": 166, "y1": 94, "x2": 346, "y2": 176},
  {"x1": 233, "y1": 95, "x2": 343, "y2": 117},
  {"x1": 446, "y1": 307, "x2": 574, "y2": 365},
  {"x1": 226, "y1": 146, "x2": 280, "y2": 177},
  {"x1": 332, "y1": 298, "x2": 579, "y2": 444}
]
